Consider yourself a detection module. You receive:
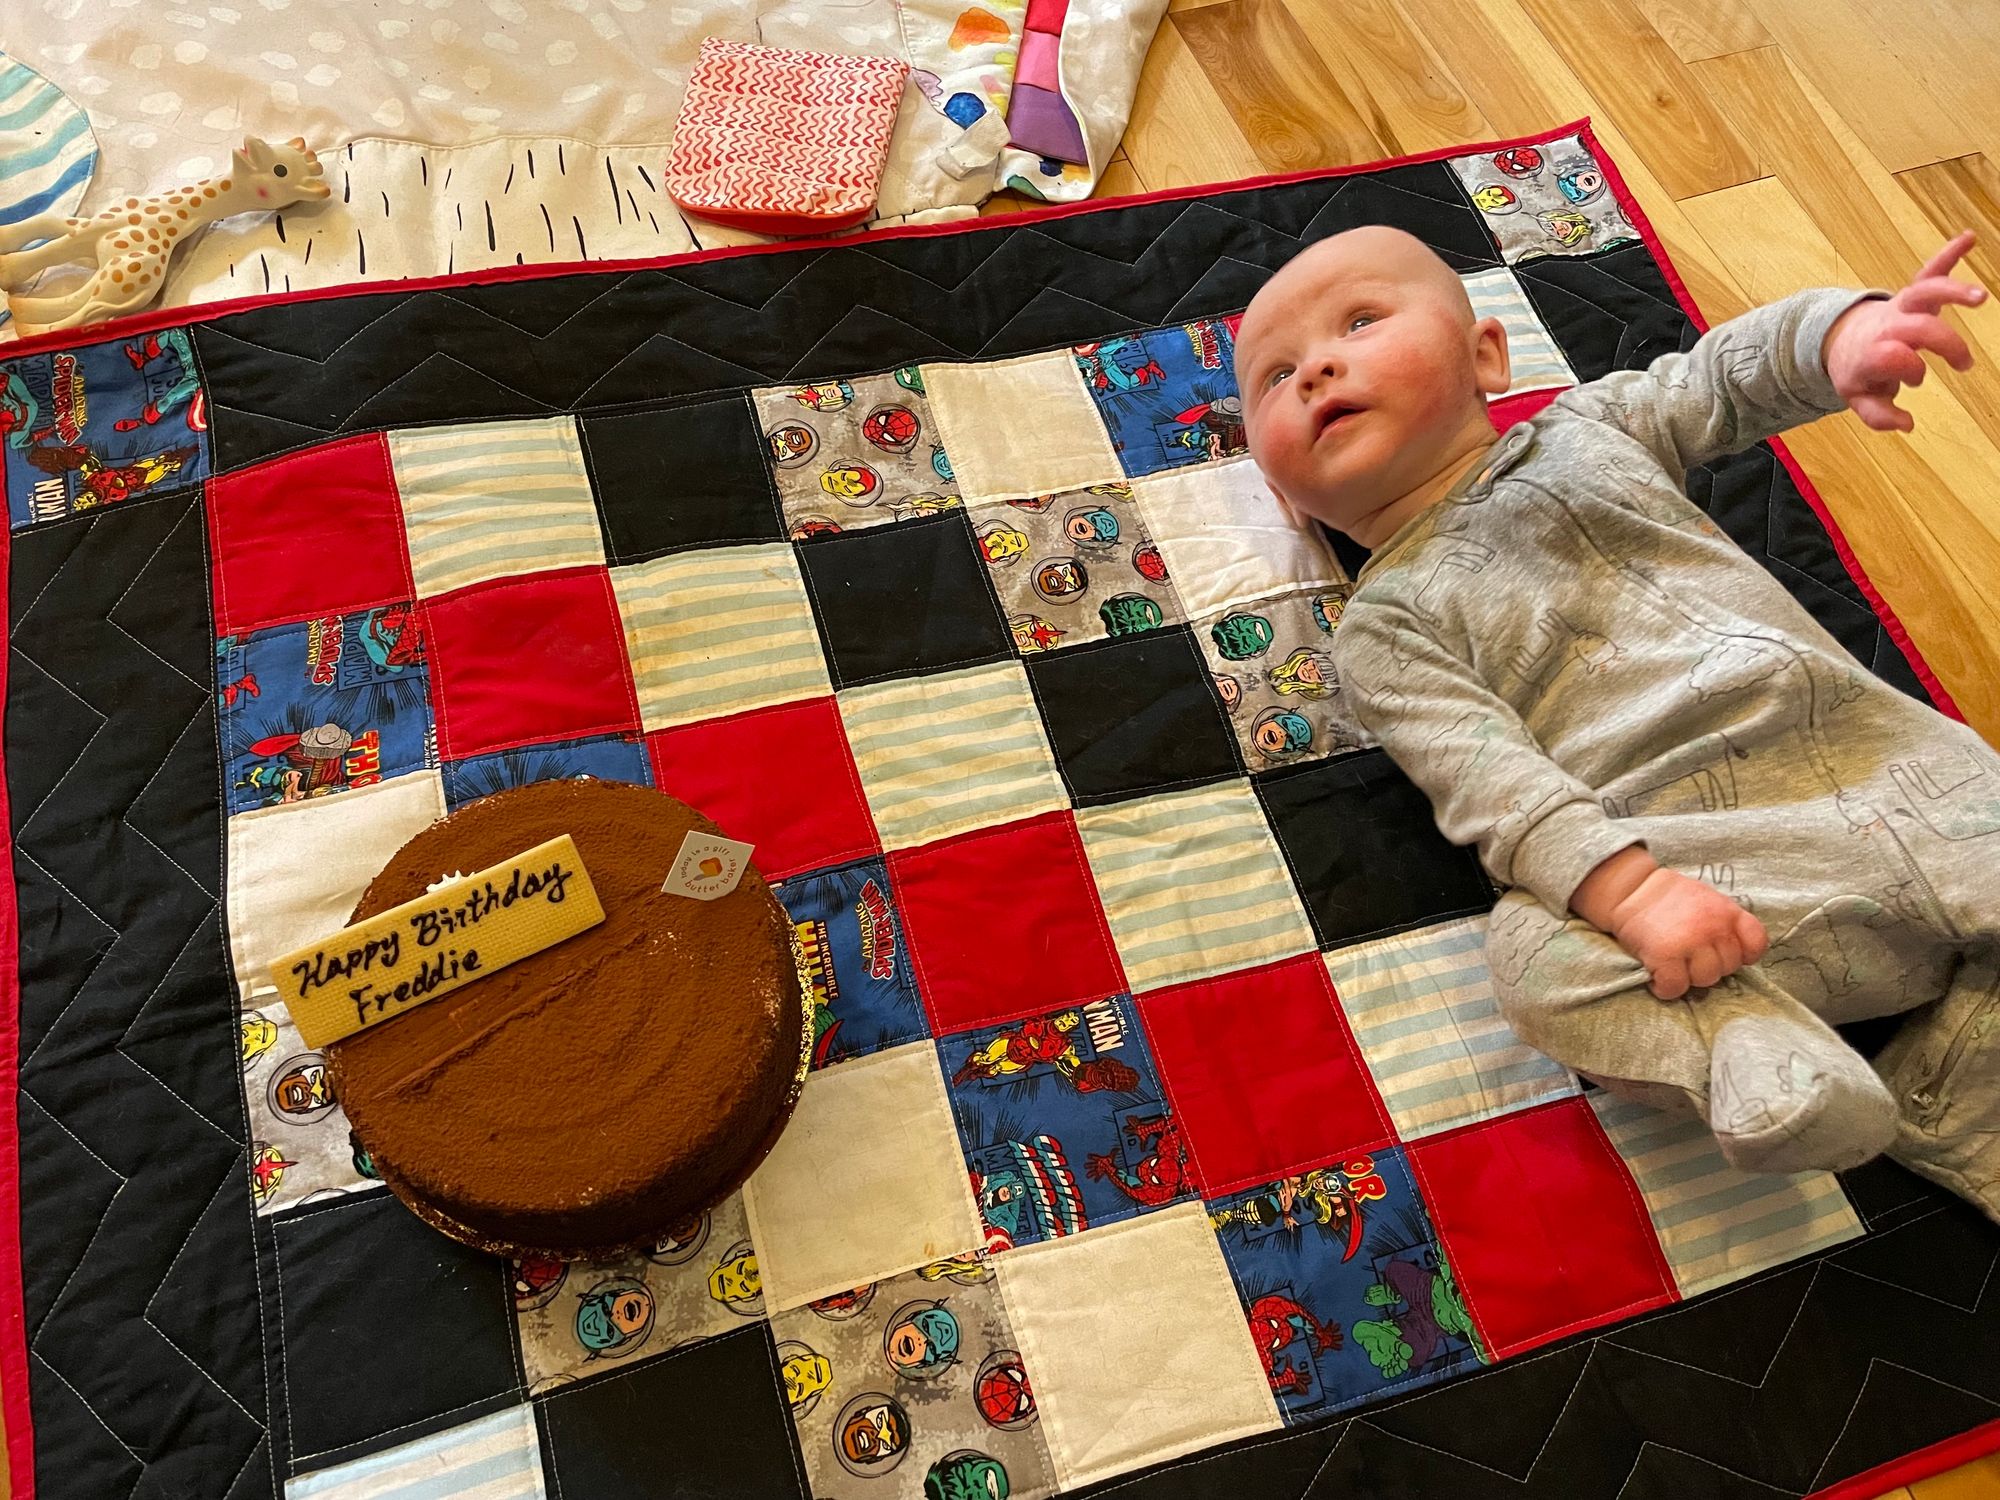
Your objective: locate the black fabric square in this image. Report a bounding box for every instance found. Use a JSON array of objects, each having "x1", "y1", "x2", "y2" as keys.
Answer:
[
  {"x1": 1688, "y1": 442, "x2": 1932, "y2": 706},
  {"x1": 536, "y1": 1326, "x2": 804, "y2": 1500},
  {"x1": 274, "y1": 1194, "x2": 517, "y2": 1469},
  {"x1": 1516, "y1": 242, "x2": 1694, "y2": 382},
  {"x1": 1026, "y1": 628, "x2": 1239, "y2": 804},
  {"x1": 796, "y1": 511, "x2": 1010, "y2": 686},
  {"x1": 580, "y1": 395, "x2": 783, "y2": 561},
  {"x1": 1256, "y1": 748, "x2": 1493, "y2": 946}
]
